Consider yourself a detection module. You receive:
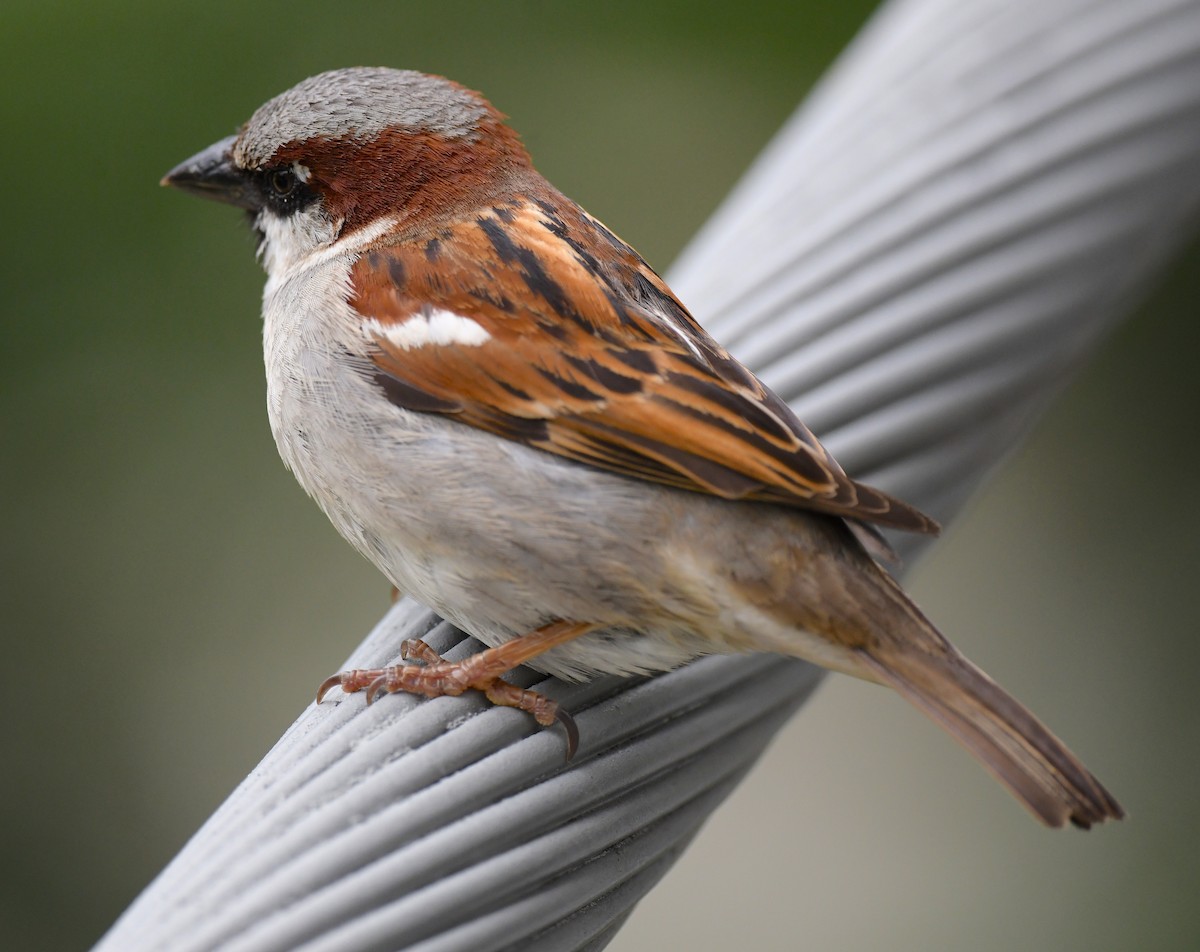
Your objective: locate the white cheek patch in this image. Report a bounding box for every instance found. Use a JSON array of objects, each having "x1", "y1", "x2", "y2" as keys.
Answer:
[
  {"x1": 362, "y1": 311, "x2": 492, "y2": 350},
  {"x1": 257, "y1": 206, "x2": 338, "y2": 281}
]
